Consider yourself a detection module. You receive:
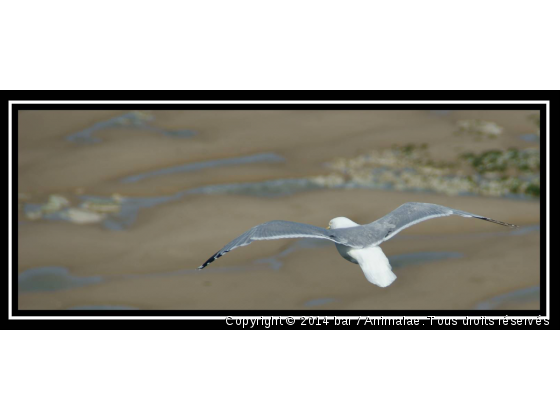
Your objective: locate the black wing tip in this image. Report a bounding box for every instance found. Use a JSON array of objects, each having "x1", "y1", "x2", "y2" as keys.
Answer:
[
  {"x1": 198, "y1": 250, "x2": 231, "y2": 270},
  {"x1": 198, "y1": 253, "x2": 219, "y2": 270},
  {"x1": 476, "y1": 216, "x2": 519, "y2": 228}
]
